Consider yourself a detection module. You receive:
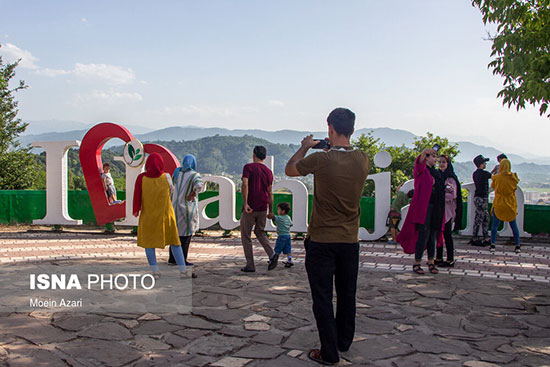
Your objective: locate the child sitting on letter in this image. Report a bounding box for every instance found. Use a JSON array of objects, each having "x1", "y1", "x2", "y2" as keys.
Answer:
[{"x1": 267, "y1": 202, "x2": 293, "y2": 269}]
